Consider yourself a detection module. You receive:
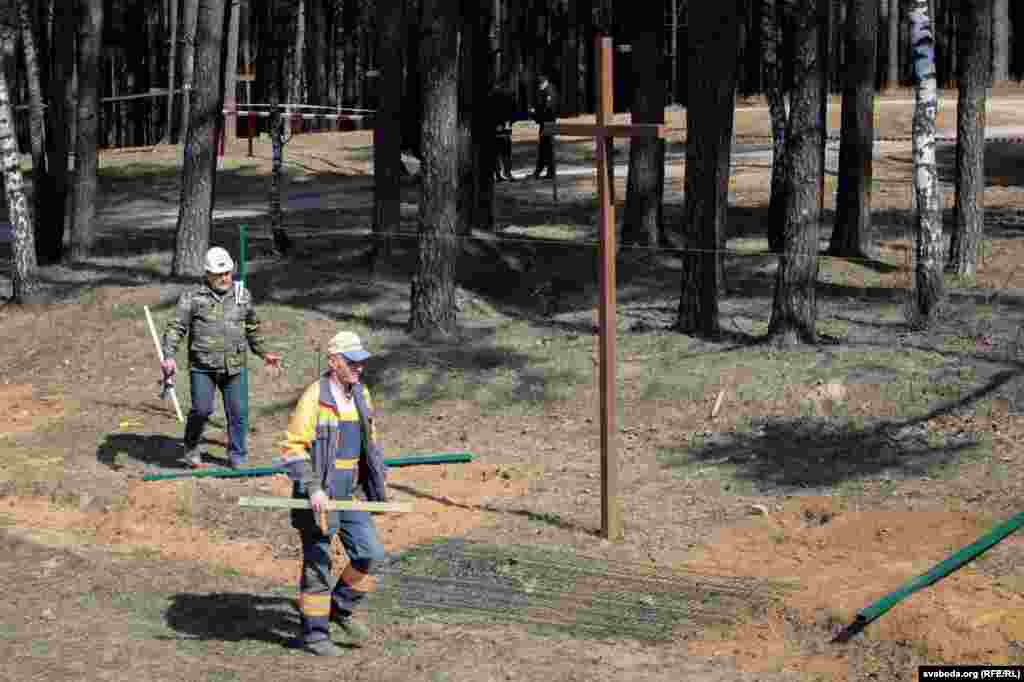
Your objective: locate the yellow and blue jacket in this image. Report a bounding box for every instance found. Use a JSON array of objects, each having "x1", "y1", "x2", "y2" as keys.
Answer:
[{"x1": 279, "y1": 375, "x2": 388, "y2": 502}]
